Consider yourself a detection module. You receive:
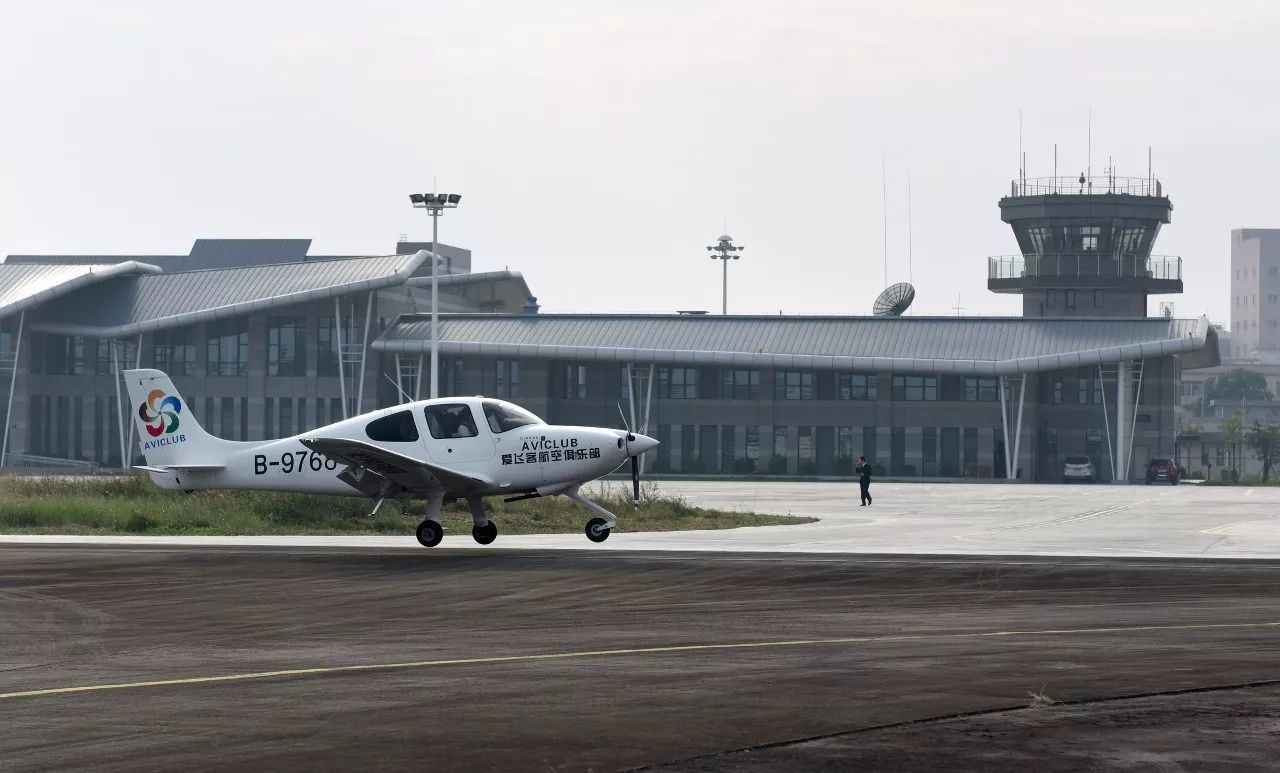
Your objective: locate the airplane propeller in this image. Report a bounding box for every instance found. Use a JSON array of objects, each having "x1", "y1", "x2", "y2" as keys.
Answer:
[{"x1": 617, "y1": 403, "x2": 646, "y2": 510}]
